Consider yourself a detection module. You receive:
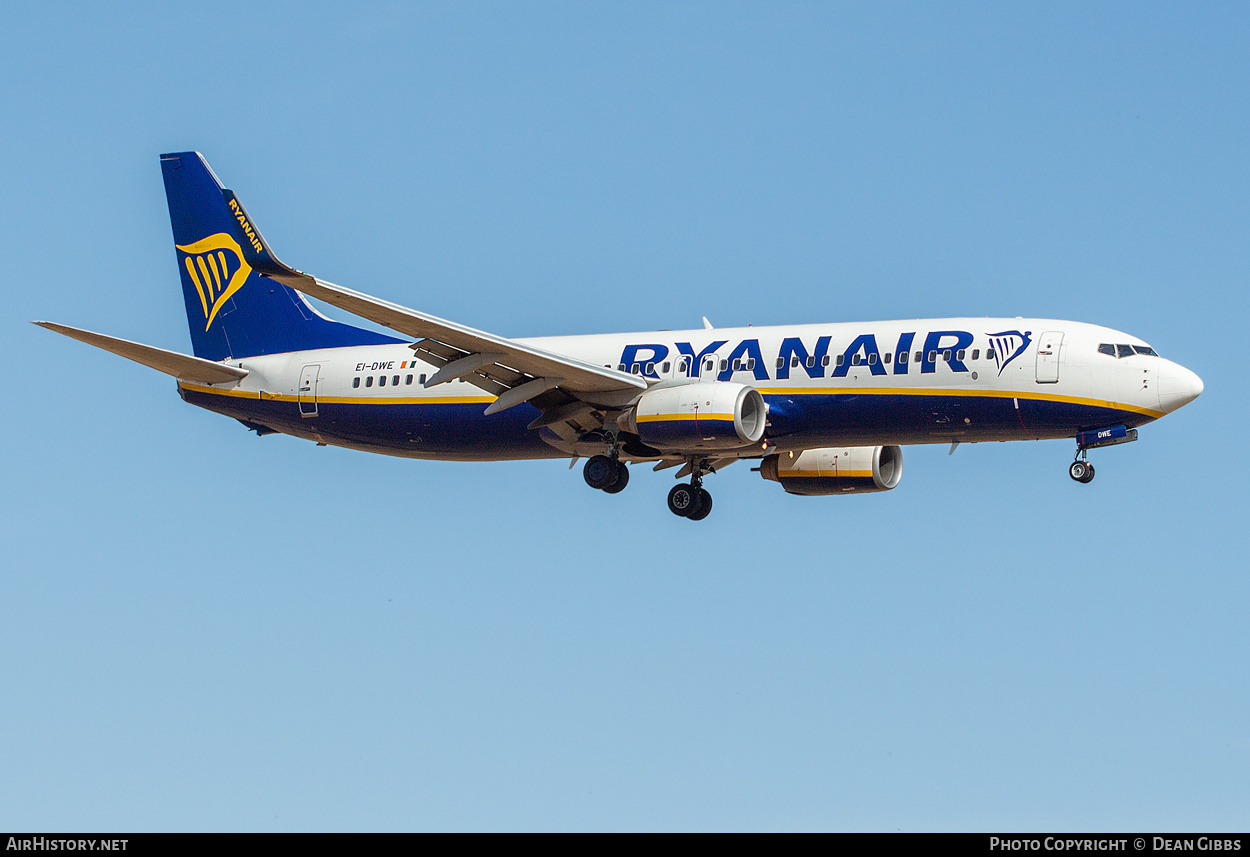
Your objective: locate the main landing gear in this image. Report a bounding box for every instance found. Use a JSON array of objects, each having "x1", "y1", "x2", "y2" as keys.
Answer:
[
  {"x1": 667, "y1": 460, "x2": 713, "y2": 521},
  {"x1": 582, "y1": 449, "x2": 715, "y2": 521},
  {"x1": 668, "y1": 482, "x2": 712, "y2": 521},
  {"x1": 583, "y1": 454, "x2": 629, "y2": 494}
]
